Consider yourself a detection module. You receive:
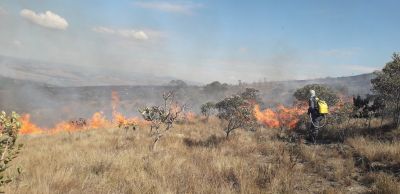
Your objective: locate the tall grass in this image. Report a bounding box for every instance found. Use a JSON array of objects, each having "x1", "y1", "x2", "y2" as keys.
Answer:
[{"x1": 3, "y1": 119, "x2": 399, "y2": 193}]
